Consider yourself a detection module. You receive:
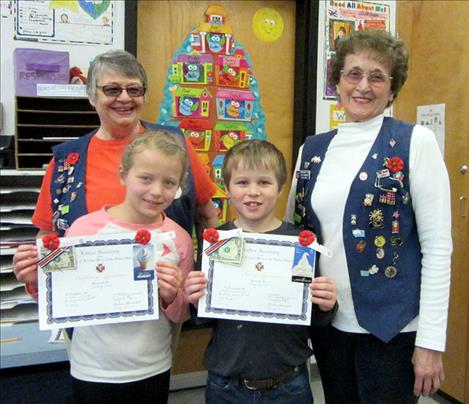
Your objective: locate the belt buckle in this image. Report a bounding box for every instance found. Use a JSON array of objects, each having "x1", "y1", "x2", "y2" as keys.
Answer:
[
  {"x1": 243, "y1": 378, "x2": 274, "y2": 390},
  {"x1": 243, "y1": 379, "x2": 259, "y2": 390}
]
